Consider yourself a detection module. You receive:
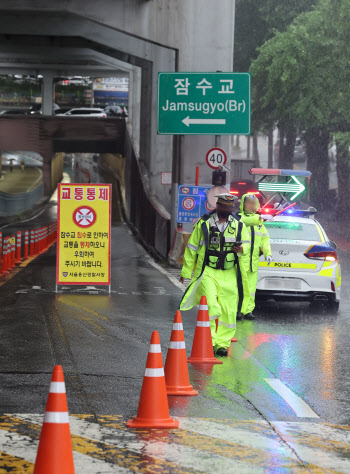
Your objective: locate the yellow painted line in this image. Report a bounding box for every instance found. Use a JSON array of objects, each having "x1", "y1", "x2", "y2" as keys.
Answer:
[
  {"x1": 0, "y1": 416, "x2": 200, "y2": 474},
  {"x1": 1, "y1": 415, "x2": 349, "y2": 473},
  {"x1": 0, "y1": 451, "x2": 34, "y2": 472},
  {"x1": 326, "y1": 424, "x2": 350, "y2": 431},
  {"x1": 57, "y1": 298, "x2": 109, "y2": 321},
  {"x1": 56, "y1": 298, "x2": 109, "y2": 334},
  {"x1": 73, "y1": 415, "x2": 329, "y2": 473},
  {"x1": 259, "y1": 262, "x2": 317, "y2": 269},
  {"x1": 279, "y1": 431, "x2": 350, "y2": 459}
]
